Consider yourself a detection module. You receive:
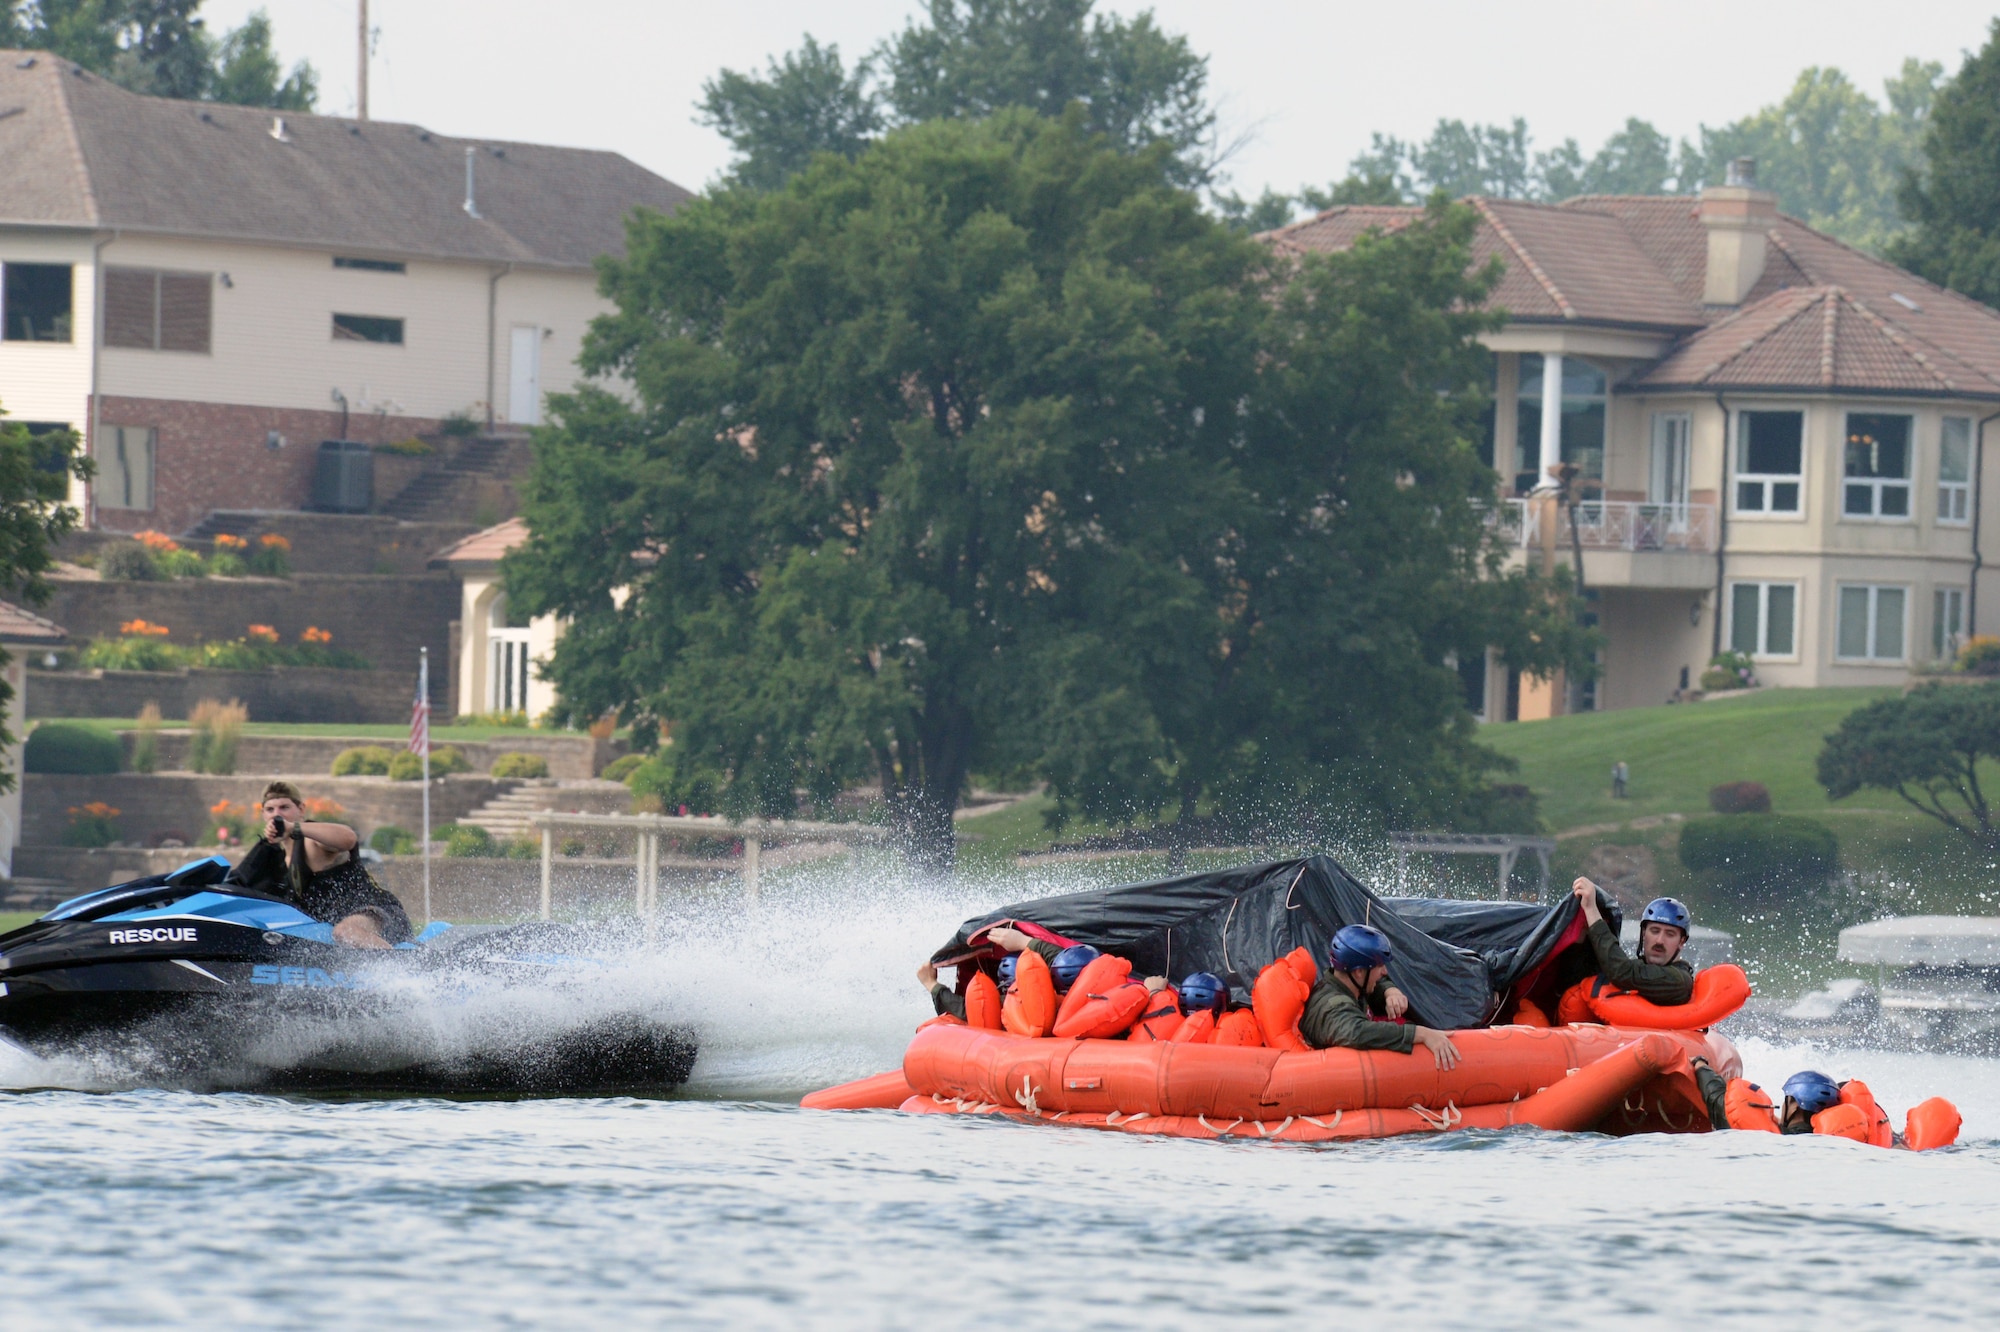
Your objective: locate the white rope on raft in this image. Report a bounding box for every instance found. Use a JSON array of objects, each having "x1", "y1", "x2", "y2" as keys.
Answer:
[
  {"x1": 1196, "y1": 1113, "x2": 1246, "y2": 1135},
  {"x1": 1104, "y1": 1110, "x2": 1150, "y2": 1126},
  {"x1": 1016, "y1": 1075, "x2": 1040, "y2": 1115},
  {"x1": 1409, "y1": 1102, "x2": 1463, "y2": 1131},
  {"x1": 1299, "y1": 1110, "x2": 1344, "y2": 1130},
  {"x1": 1255, "y1": 1116, "x2": 1296, "y2": 1138}
]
